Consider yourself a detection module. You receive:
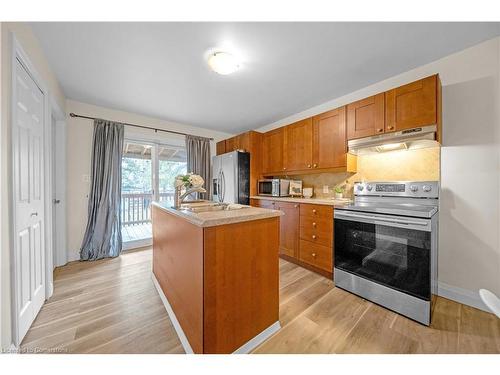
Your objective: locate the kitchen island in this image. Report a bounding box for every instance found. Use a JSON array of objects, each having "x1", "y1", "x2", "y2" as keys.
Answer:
[{"x1": 151, "y1": 201, "x2": 282, "y2": 354}]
